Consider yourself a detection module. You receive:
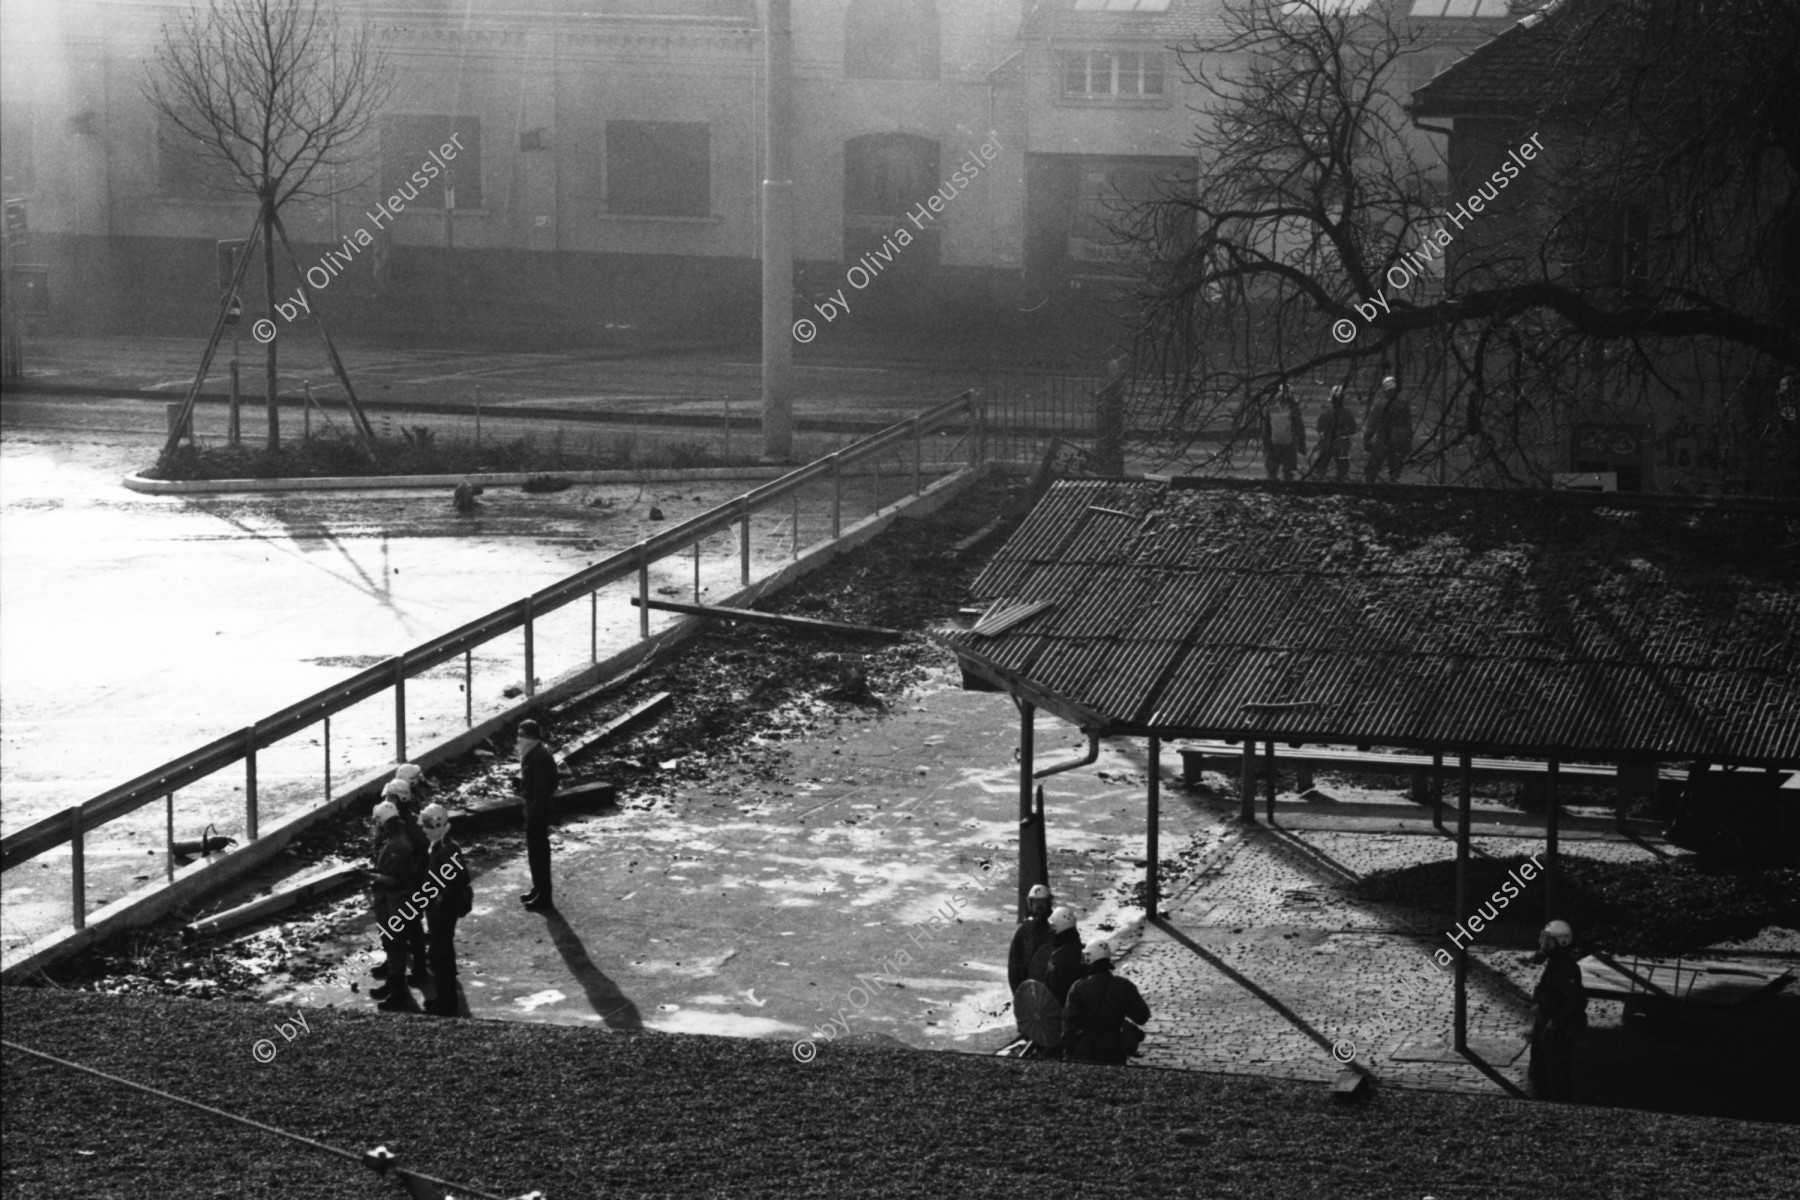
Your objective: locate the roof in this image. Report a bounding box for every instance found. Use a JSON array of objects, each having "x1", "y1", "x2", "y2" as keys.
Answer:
[
  {"x1": 946, "y1": 479, "x2": 1800, "y2": 765},
  {"x1": 1406, "y1": 0, "x2": 1639, "y2": 118}
]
